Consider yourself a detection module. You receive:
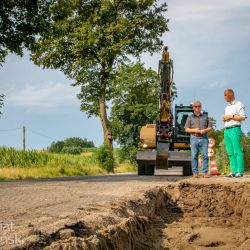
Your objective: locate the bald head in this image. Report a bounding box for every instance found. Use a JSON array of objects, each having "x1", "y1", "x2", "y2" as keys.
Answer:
[{"x1": 224, "y1": 89, "x2": 235, "y2": 102}]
